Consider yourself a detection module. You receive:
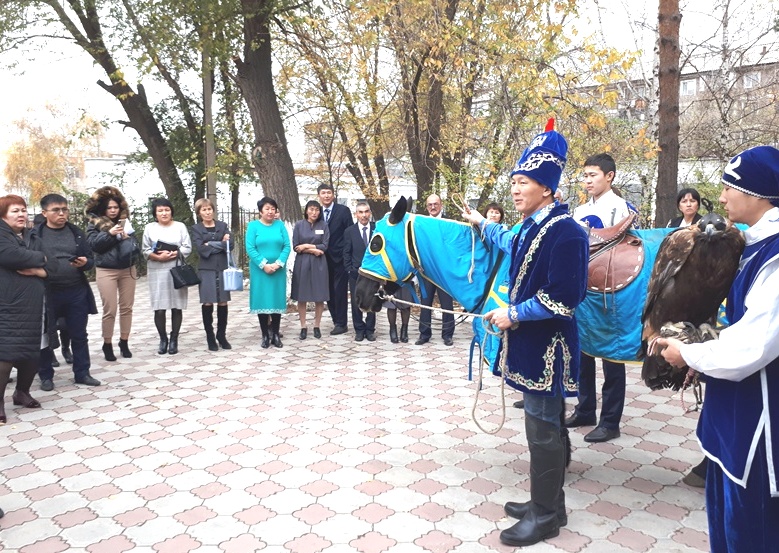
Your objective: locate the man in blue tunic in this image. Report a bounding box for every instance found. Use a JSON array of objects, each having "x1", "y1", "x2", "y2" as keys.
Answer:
[
  {"x1": 462, "y1": 120, "x2": 588, "y2": 547},
  {"x1": 658, "y1": 145, "x2": 779, "y2": 553}
]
